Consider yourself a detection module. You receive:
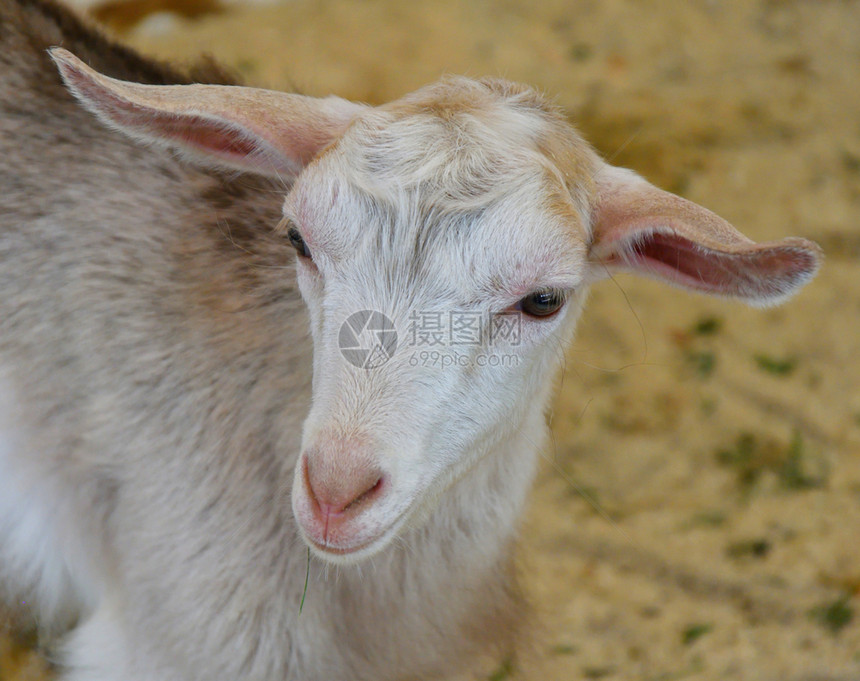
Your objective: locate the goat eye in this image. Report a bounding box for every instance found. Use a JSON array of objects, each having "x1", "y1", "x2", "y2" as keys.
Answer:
[
  {"x1": 287, "y1": 225, "x2": 312, "y2": 259},
  {"x1": 518, "y1": 289, "x2": 566, "y2": 318}
]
